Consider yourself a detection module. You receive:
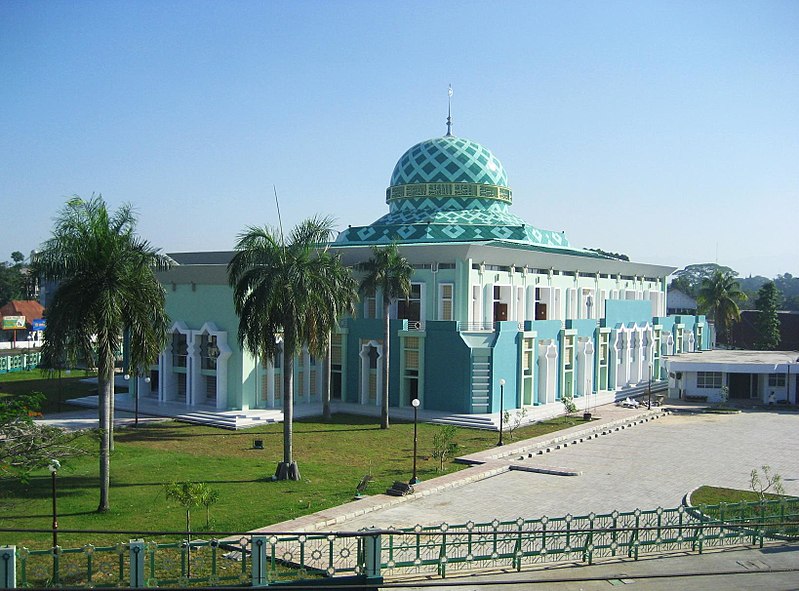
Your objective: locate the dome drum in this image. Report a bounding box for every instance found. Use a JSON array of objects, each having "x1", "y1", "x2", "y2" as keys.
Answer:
[{"x1": 386, "y1": 182, "x2": 512, "y2": 205}]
